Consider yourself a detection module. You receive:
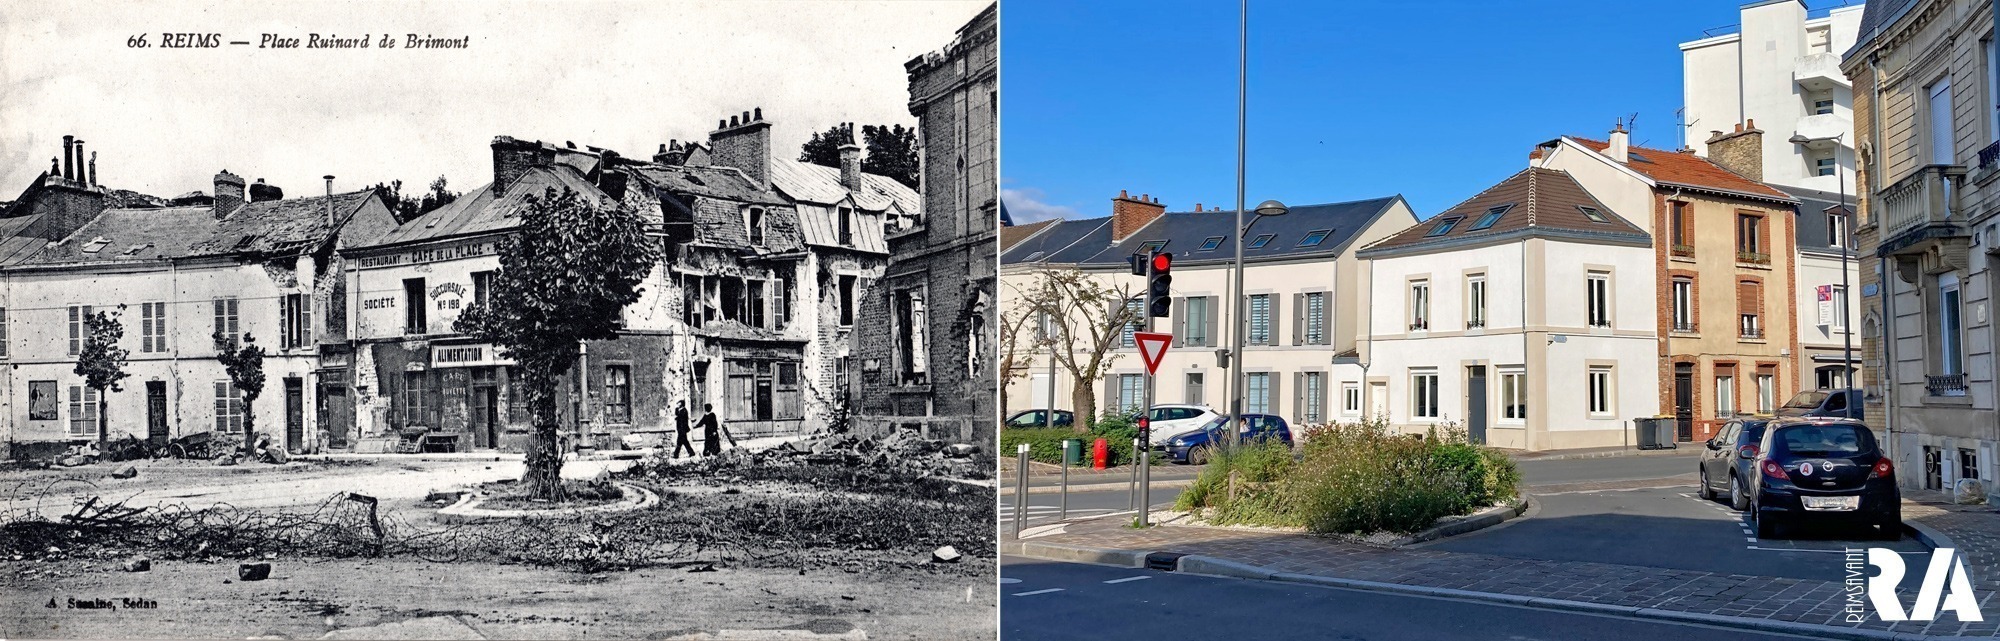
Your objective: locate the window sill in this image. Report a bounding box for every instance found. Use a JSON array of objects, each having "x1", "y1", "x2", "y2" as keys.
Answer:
[
  {"x1": 1921, "y1": 393, "x2": 1974, "y2": 405},
  {"x1": 1669, "y1": 255, "x2": 1697, "y2": 265},
  {"x1": 1738, "y1": 337, "x2": 1767, "y2": 344},
  {"x1": 1735, "y1": 262, "x2": 1773, "y2": 271},
  {"x1": 1670, "y1": 330, "x2": 1700, "y2": 339}
]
